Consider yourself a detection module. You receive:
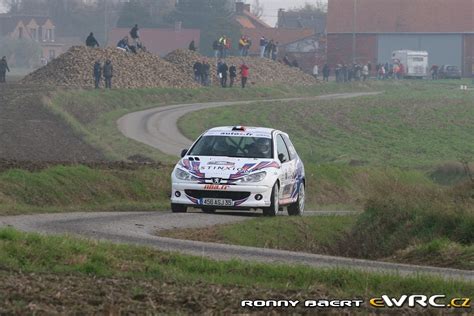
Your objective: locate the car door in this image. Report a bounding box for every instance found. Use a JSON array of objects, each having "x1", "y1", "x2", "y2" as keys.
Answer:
[
  {"x1": 275, "y1": 134, "x2": 292, "y2": 201},
  {"x1": 282, "y1": 134, "x2": 300, "y2": 201}
]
